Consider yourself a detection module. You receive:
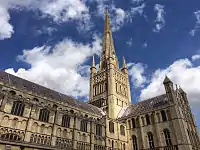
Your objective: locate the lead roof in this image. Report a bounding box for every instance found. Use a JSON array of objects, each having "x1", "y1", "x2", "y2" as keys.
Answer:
[{"x1": 0, "y1": 71, "x2": 104, "y2": 116}]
